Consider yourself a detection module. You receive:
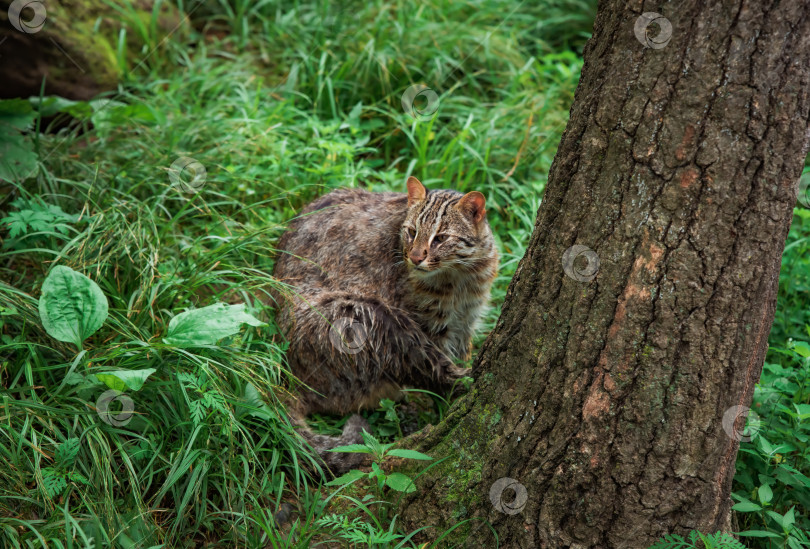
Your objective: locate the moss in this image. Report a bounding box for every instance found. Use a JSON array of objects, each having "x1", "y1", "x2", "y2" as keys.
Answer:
[
  {"x1": 451, "y1": 504, "x2": 468, "y2": 521},
  {"x1": 49, "y1": 19, "x2": 120, "y2": 87},
  {"x1": 435, "y1": 402, "x2": 503, "y2": 529},
  {"x1": 0, "y1": 0, "x2": 187, "y2": 98},
  {"x1": 395, "y1": 391, "x2": 508, "y2": 543}
]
